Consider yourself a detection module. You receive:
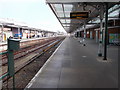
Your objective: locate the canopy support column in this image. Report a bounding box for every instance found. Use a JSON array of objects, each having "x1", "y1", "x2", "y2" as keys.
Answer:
[
  {"x1": 83, "y1": 22, "x2": 86, "y2": 46},
  {"x1": 103, "y1": 3, "x2": 108, "y2": 60},
  {"x1": 98, "y1": 5, "x2": 104, "y2": 57}
]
